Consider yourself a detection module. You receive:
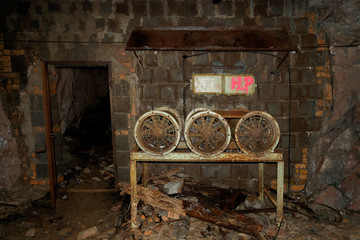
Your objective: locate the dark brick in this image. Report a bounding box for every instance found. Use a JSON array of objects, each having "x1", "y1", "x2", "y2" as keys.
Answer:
[
  {"x1": 245, "y1": 53, "x2": 257, "y2": 66},
  {"x1": 234, "y1": 1, "x2": 250, "y2": 17},
  {"x1": 100, "y1": 0, "x2": 112, "y2": 14},
  {"x1": 305, "y1": 117, "x2": 321, "y2": 131},
  {"x1": 11, "y1": 55, "x2": 27, "y2": 72},
  {"x1": 36, "y1": 163, "x2": 49, "y2": 178},
  {"x1": 267, "y1": 102, "x2": 281, "y2": 116},
  {"x1": 30, "y1": 20, "x2": 39, "y2": 29},
  {"x1": 294, "y1": 0, "x2": 308, "y2": 17},
  {"x1": 294, "y1": 17, "x2": 309, "y2": 34},
  {"x1": 269, "y1": 0, "x2": 283, "y2": 16},
  {"x1": 224, "y1": 18, "x2": 243, "y2": 27},
  {"x1": 48, "y1": 2, "x2": 61, "y2": 12},
  {"x1": 144, "y1": 84, "x2": 160, "y2": 99},
  {"x1": 138, "y1": 100, "x2": 153, "y2": 114},
  {"x1": 132, "y1": 1, "x2": 147, "y2": 17},
  {"x1": 200, "y1": 0, "x2": 216, "y2": 17},
  {"x1": 160, "y1": 85, "x2": 176, "y2": 100},
  {"x1": 115, "y1": 1, "x2": 128, "y2": 15},
  {"x1": 168, "y1": 1, "x2": 197, "y2": 17},
  {"x1": 254, "y1": 0, "x2": 268, "y2": 16},
  {"x1": 292, "y1": 85, "x2": 309, "y2": 99},
  {"x1": 31, "y1": 111, "x2": 44, "y2": 127},
  {"x1": 299, "y1": 100, "x2": 315, "y2": 116},
  {"x1": 116, "y1": 151, "x2": 130, "y2": 167},
  {"x1": 290, "y1": 117, "x2": 306, "y2": 132},
  {"x1": 149, "y1": 0, "x2": 163, "y2": 17},
  {"x1": 115, "y1": 135, "x2": 129, "y2": 151},
  {"x1": 117, "y1": 167, "x2": 130, "y2": 182},
  {"x1": 152, "y1": 68, "x2": 169, "y2": 83},
  {"x1": 289, "y1": 149, "x2": 302, "y2": 164},
  {"x1": 217, "y1": 0, "x2": 233, "y2": 16},
  {"x1": 169, "y1": 68, "x2": 183, "y2": 83},
  {"x1": 282, "y1": 68, "x2": 300, "y2": 84},
  {"x1": 95, "y1": 18, "x2": 105, "y2": 29},
  {"x1": 114, "y1": 96, "x2": 131, "y2": 113},
  {"x1": 114, "y1": 113, "x2": 128, "y2": 130},
  {"x1": 78, "y1": 20, "x2": 86, "y2": 31},
  {"x1": 275, "y1": 17, "x2": 291, "y2": 31}
]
